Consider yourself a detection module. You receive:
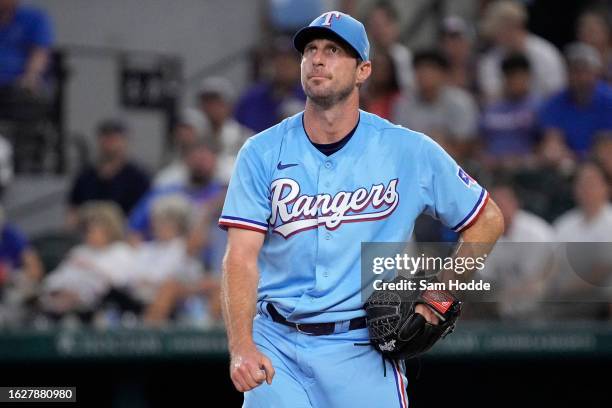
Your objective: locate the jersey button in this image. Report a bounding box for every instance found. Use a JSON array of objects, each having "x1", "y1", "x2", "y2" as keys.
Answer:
[
  {"x1": 324, "y1": 161, "x2": 332, "y2": 169},
  {"x1": 324, "y1": 233, "x2": 332, "y2": 240}
]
